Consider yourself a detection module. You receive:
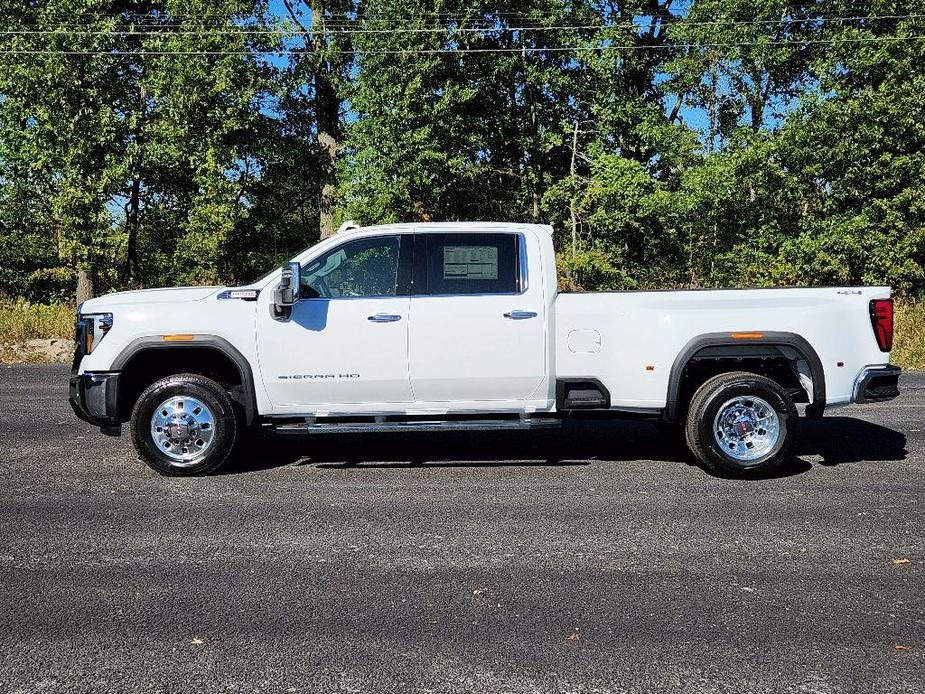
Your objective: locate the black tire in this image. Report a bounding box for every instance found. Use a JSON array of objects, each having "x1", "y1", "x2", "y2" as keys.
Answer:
[
  {"x1": 130, "y1": 373, "x2": 238, "y2": 476},
  {"x1": 684, "y1": 371, "x2": 797, "y2": 477}
]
